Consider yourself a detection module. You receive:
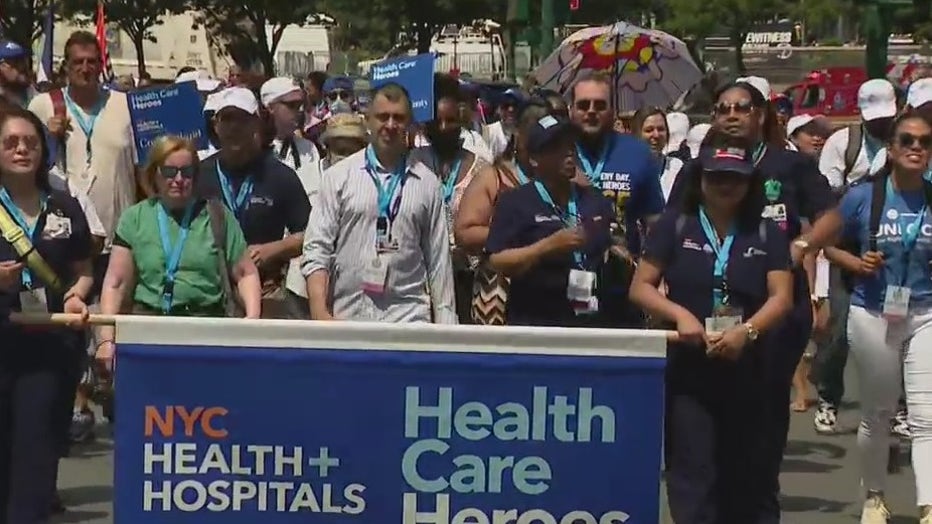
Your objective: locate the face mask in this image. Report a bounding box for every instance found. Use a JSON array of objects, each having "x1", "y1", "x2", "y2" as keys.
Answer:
[{"x1": 329, "y1": 99, "x2": 351, "y2": 115}]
